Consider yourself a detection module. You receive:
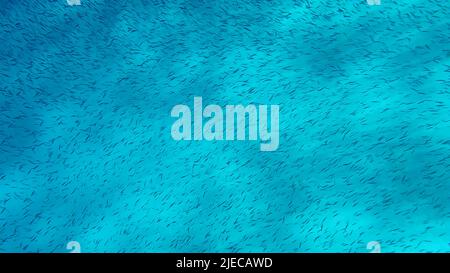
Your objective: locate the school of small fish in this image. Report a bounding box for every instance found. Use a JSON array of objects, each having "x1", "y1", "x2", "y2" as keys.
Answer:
[{"x1": 0, "y1": 0, "x2": 449, "y2": 252}]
